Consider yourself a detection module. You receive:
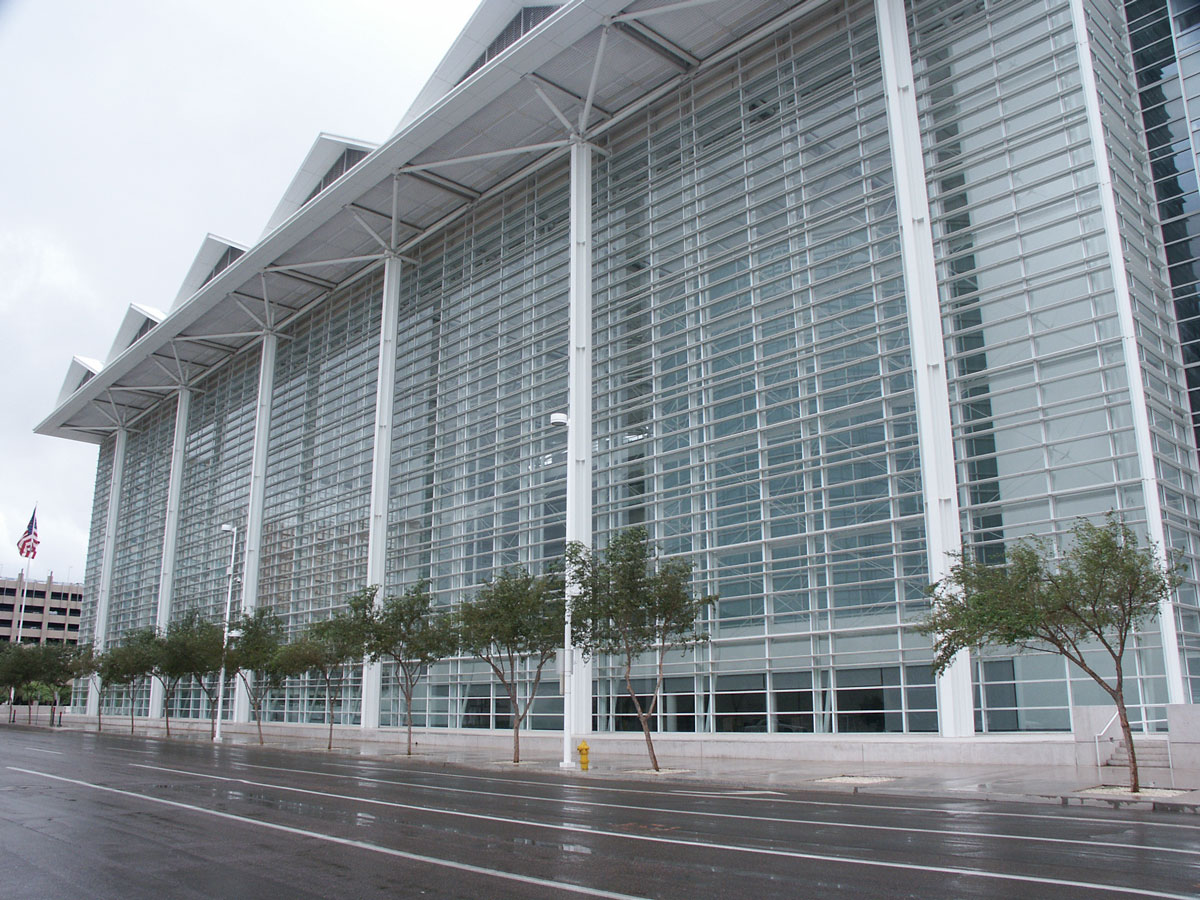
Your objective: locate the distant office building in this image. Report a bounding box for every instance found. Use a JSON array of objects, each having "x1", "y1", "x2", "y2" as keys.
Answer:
[
  {"x1": 1, "y1": 574, "x2": 83, "y2": 645},
  {"x1": 37, "y1": 0, "x2": 1200, "y2": 737}
]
